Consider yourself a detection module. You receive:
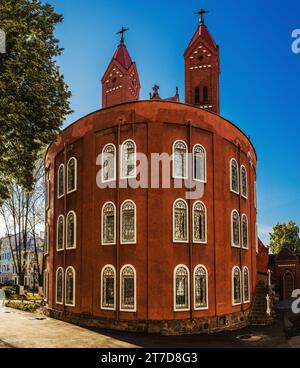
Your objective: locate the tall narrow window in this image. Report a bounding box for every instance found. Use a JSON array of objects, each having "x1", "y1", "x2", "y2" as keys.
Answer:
[
  {"x1": 243, "y1": 267, "x2": 250, "y2": 303},
  {"x1": 193, "y1": 145, "x2": 206, "y2": 182},
  {"x1": 241, "y1": 165, "x2": 247, "y2": 198},
  {"x1": 242, "y1": 214, "x2": 248, "y2": 249},
  {"x1": 102, "y1": 202, "x2": 116, "y2": 245},
  {"x1": 120, "y1": 265, "x2": 136, "y2": 311},
  {"x1": 43, "y1": 270, "x2": 48, "y2": 302},
  {"x1": 57, "y1": 215, "x2": 64, "y2": 251},
  {"x1": 194, "y1": 87, "x2": 200, "y2": 105},
  {"x1": 67, "y1": 158, "x2": 77, "y2": 193},
  {"x1": 173, "y1": 141, "x2": 188, "y2": 179},
  {"x1": 174, "y1": 265, "x2": 190, "y2": 311},
  {"x1": 121, "y1": 140, "x2": 136, "y2": 179},
  {"x1": 56, "y1": 267, "x2": 64, "y2": 305},
  {"x1": 173, "y1": 199, "x2": 188, "y2": 243},
  {"x1": 230, "y1": 159, "x2": 239, "y2": 194},
  {"x1": 65, "y1": 266, "x2": 75, "y2": 307},
  {"x1": 57, "y1": 164, "x2": 65, "y2": 198},
  {"x1": 45, "y1": 223, "x2": 49, "y2": 255},
  {"x1": 193, "y1": 202, "x2": 207, "y2": 243},
  {"x1": 102, "y1": 144, "x2": 116, "y2": 182},
  {"x1": 203, "y1": 86, "x2": 208, "y2": 102},
  {"x1": 101, "y1": 265, "x2": 116, "y2": 310},
  {"x1": 121, "y1": 201, "x2": 136, "y2": 244},
  {"x1": 232, "y1": 267, "x2": 242, "y2": 305},
  {"x1": 66, "y1": 211, "x2": 76, "y2": 249},
  {"x1": 194, "y1": 265, "x2": 208, "y2": 310},
  {"x1": 231, "y1": 210, "x2": 240, "y2": 247},
  {"x1": 45, "y1": 172, "x2": 50, "y2": 210}
]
